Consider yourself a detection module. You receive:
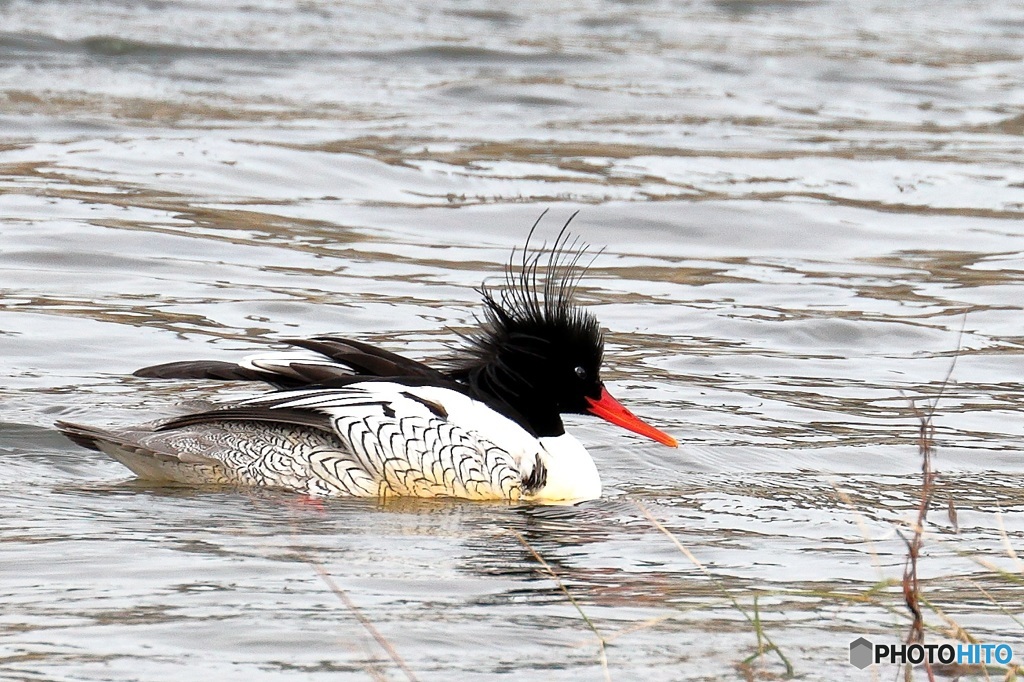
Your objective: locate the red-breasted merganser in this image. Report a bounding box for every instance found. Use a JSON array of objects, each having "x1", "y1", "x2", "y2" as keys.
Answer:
[{"x1": 57, "y1": 218, "x2": 676, "y2": 502}]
